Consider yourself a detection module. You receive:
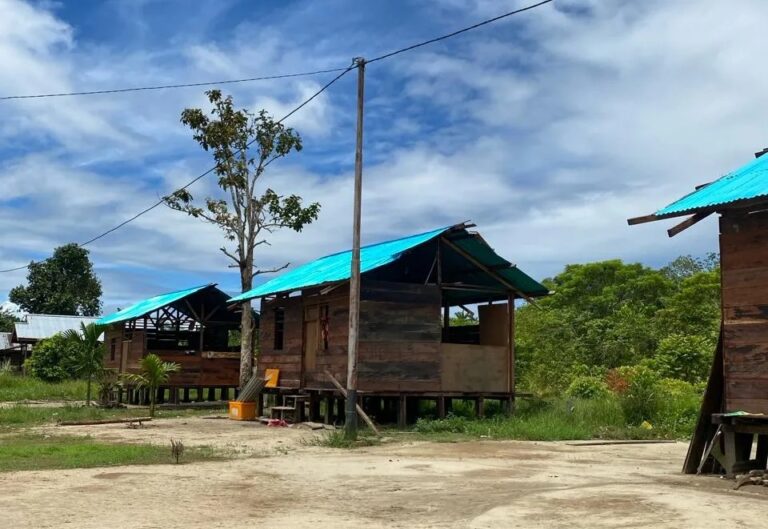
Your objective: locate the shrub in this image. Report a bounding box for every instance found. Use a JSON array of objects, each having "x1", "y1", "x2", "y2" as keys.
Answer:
[
  {"x1": 566, "y1": 375, "x2": 611, "y2": 399},
  {"x1": 618, "y1": 366, "x2": 661, "y2": 425},
  {"x1": 0, "y1": 359, "x2": 14, "y2": 374},
  {"x1": 651, "y1": 333, "x2": 713, "y2": 383},
  {"x1": 24, "y1": 334, "x2": 83, "y2": 382},
  {"x1": 654, "y1": 378, "x2": 703, "y2": 437}
]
